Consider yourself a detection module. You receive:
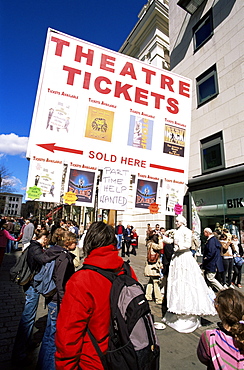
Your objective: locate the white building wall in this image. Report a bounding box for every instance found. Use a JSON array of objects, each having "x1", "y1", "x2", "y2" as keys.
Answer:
[
  {"x1": 1, "y1": 193, "x2": 23, "y2": 217},
  {"x1": 169, "y1": 0, "x2": 244, "y2": 179}
]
